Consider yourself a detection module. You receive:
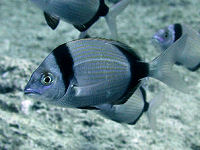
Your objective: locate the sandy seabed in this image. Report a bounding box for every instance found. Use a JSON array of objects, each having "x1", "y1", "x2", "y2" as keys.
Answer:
[{"x1": 0, "y1": 0, "x2": 200, "y2": 150}]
